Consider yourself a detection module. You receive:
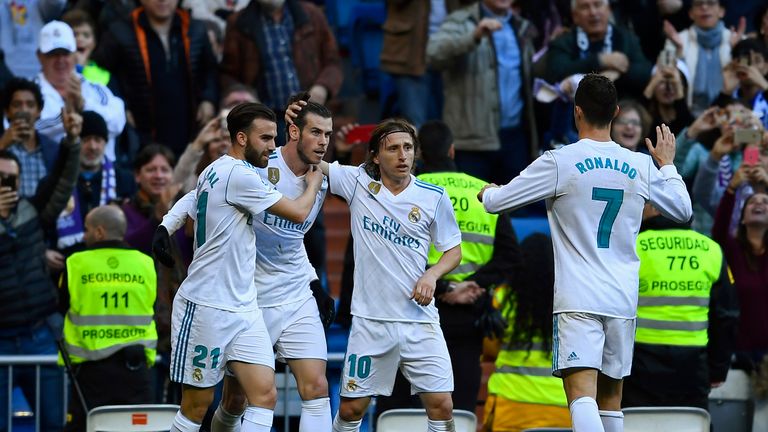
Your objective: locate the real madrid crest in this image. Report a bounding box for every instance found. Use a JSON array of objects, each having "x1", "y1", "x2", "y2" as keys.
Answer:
[
  {"x1": 408, "y1": 207, "x2": 421, "y2": 223},
  {"x1": 268, "y1": 167, "x2": 280, "y2": 184},
  {"x1": 367, "y1": 182, "x2": 381, "y2": 195},
  {"x1": 346, "y1": 379, "x2": 358, "y2": 392},
  {"x1": 192, "y1": 368, "x2": 203, "y2": 382}
]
